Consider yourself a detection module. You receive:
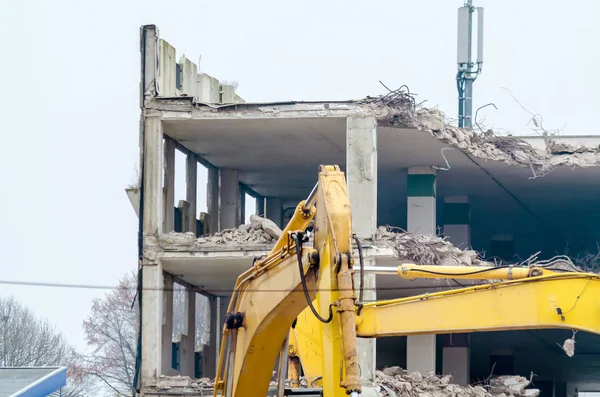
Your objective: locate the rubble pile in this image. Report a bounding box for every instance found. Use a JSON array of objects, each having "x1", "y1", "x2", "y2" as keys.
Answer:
[
  {"x1": 195, "y1": 214, "x2": 282, "y2": 246},
  {"x1": 360, "y1": 92, "x2": 600, "y2": 174},
  {"x1": 158, "y1": 214, "x2": 283, "y2": 249},
  {"x1": 373, "y1": 226, "x2": 489, "y2": 267},
  {"x1": 377, "y1": 367, "x2": 540, "y2": 397}
]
